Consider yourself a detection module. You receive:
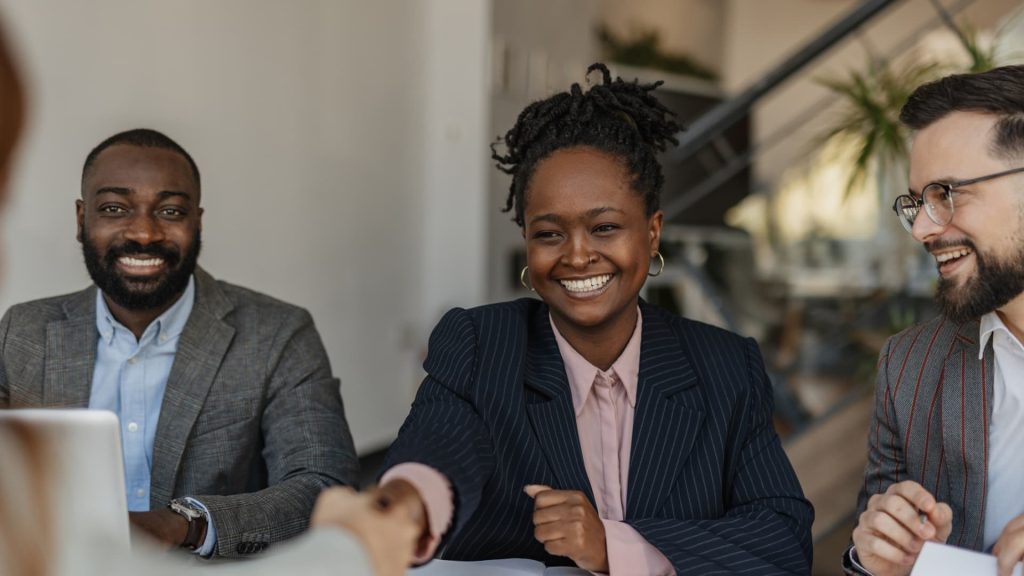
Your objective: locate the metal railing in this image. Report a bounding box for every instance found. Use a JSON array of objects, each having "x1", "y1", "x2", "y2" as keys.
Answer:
[{"x1": 660, "y1": 0, "x2": 982, "y2": 221}]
